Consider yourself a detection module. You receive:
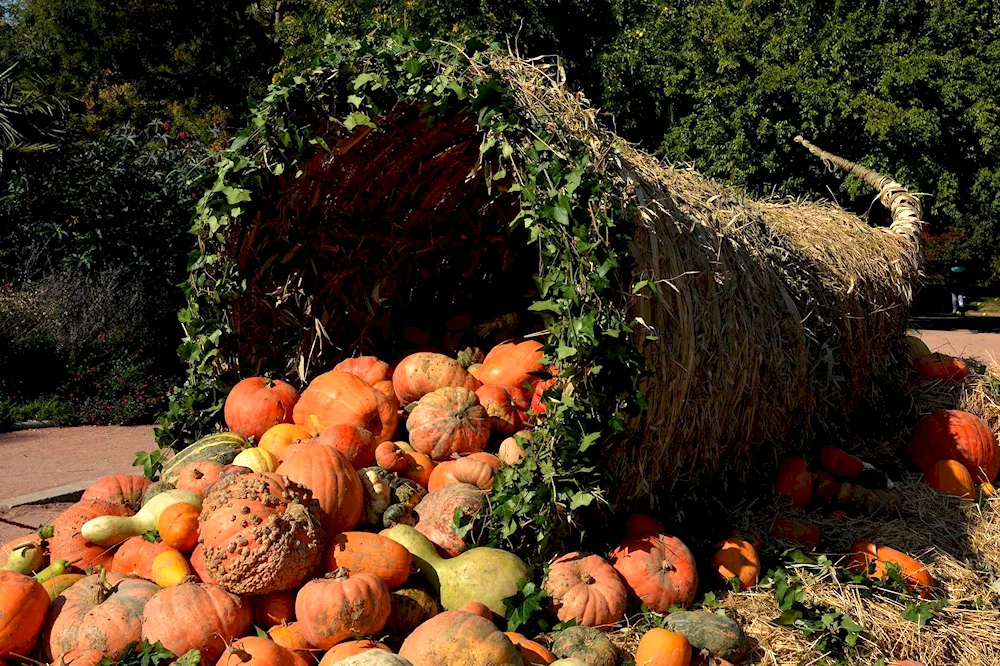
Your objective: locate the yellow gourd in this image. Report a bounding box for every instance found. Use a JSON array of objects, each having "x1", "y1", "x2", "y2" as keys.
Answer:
[
  {"x1": 233, "y1": 447, "x2": 278, "y2": 473},
  {"x1": 152, "y1": 549, "x2": 192, "y2": 587}
]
